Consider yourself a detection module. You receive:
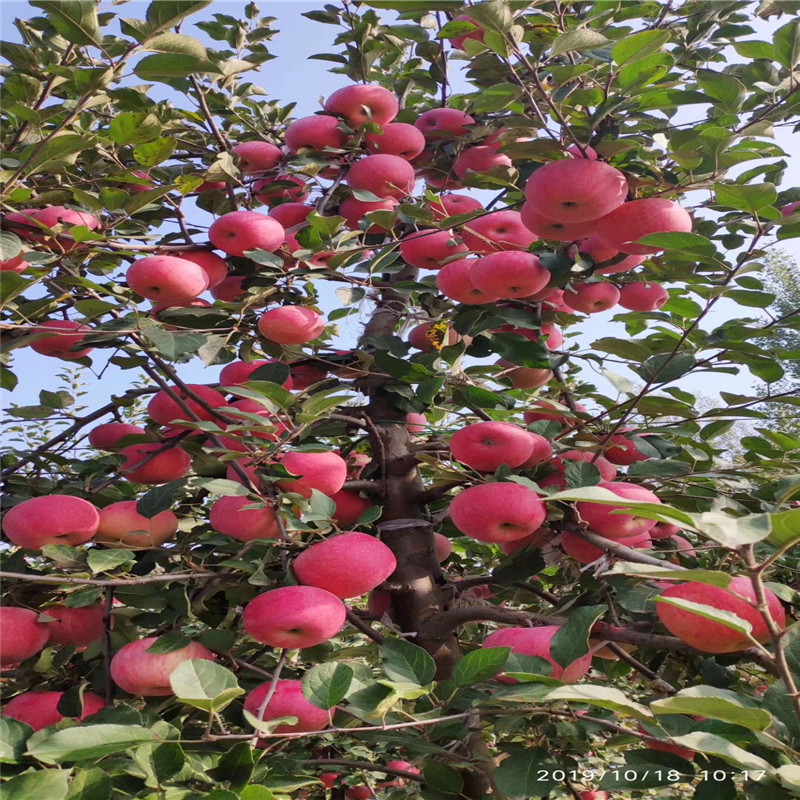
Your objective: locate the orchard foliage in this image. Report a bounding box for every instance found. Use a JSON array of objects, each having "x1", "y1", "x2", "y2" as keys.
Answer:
[{"x1": 1, "y1": 2, "x2": 800, "y2": 799}]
